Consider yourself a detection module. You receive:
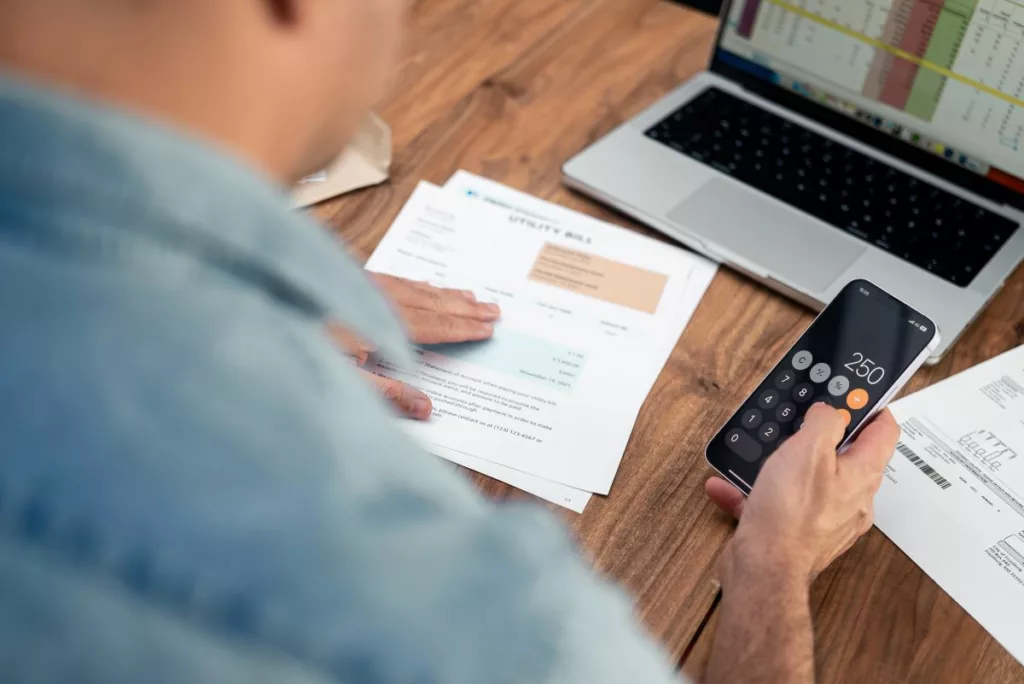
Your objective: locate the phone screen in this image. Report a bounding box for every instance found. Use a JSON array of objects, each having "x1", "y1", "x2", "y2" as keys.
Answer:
[{"x1": 706, "y1": 280, "x2": 937, "y2": 493}]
